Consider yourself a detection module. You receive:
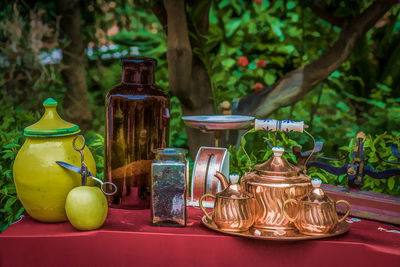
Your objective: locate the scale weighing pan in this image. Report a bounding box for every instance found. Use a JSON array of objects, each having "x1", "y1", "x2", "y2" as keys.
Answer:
[
  {"x1": 182, "y1": 115, "x2": 255, "y2": 131},
  {"x1": 182, "y1": 115, "x2": 254, "y2": 206}
]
